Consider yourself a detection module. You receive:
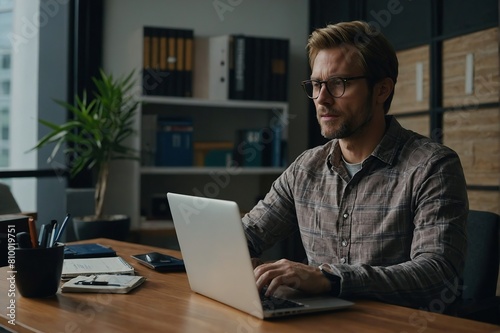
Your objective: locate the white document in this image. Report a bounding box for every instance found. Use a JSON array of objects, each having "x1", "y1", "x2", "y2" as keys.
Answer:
[{"x1": 62, "y1": 256, "x2": 135, "y2": 279}]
